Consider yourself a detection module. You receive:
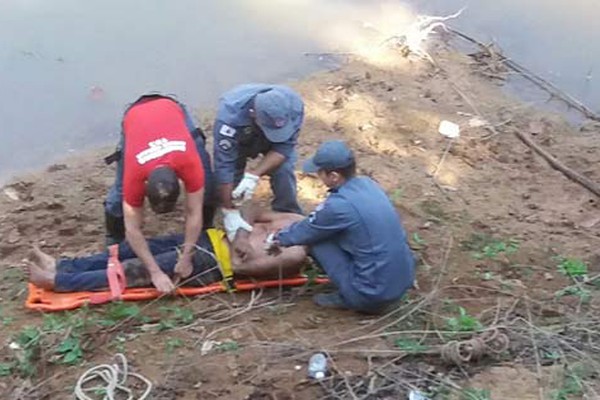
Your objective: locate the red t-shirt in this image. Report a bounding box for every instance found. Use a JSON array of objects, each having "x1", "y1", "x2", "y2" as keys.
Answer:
[{"x1": 122, "y1": 98, "x2": 204, "y2": 208}]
